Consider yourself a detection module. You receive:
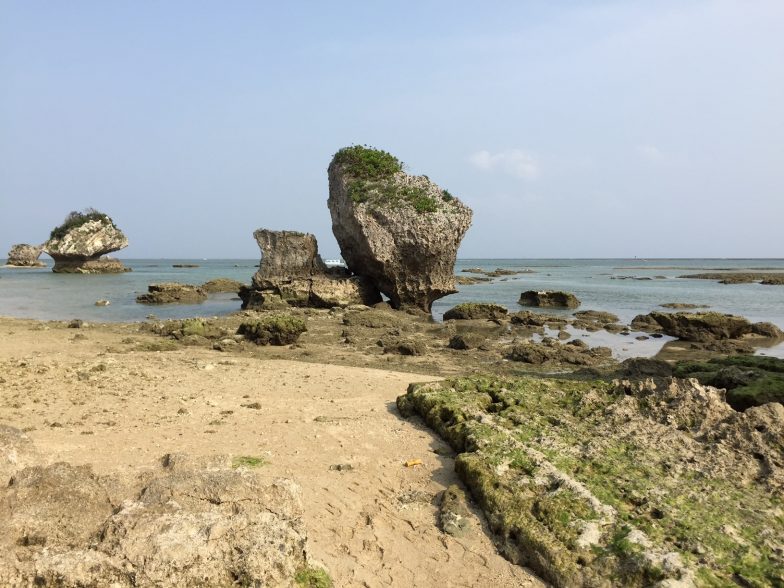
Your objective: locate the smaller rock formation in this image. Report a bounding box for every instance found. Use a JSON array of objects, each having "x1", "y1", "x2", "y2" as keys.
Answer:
[
  {"x1": 201, "y1": 278, "x2": 245, "y2": 293},
  {"x1": 328, "y1": 146, "x2": 473, "y2": 312},
  {"x1": 443, "y1": 303, "x2": 508, "y2": 321},
  {"x1": 239, "y1": 229, "x2": 380, "y2": 310},
  {"x1": 518, "y1": 290, "x2": 581, "y2": 309},
  {"x1": 43, "y1": 209, "x2": 129, "y2": 273},
  {"x1": 237, "y1": 315, "x2": 307, "y2": 346},
  {"x1": 5, "y1": 244, "x2": 45, "y2": 267},
  {"x1": 507, "y1": 338, "x2": 613, "y2": 366},
  {"x1": 631, "y1": 311, "x2": 783, "y2": 342},
  {"x1": 136, "y1": 283, "x2": 207, "y2": 304}
]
